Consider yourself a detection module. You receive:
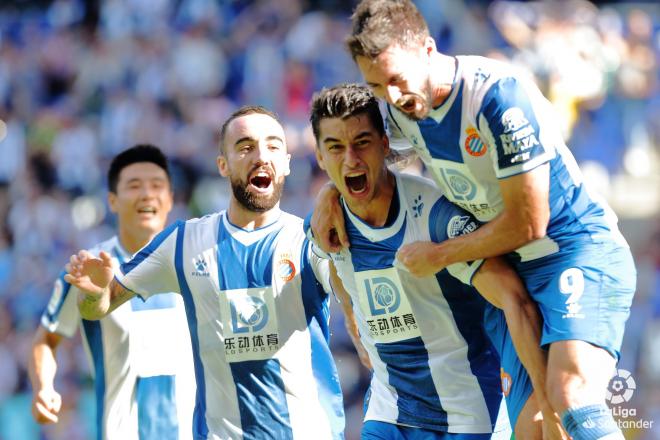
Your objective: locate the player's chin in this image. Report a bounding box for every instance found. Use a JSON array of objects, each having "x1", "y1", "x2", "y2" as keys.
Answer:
[{"x1": 136, "y1": 217, "x2": 166, "y2": 233}]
